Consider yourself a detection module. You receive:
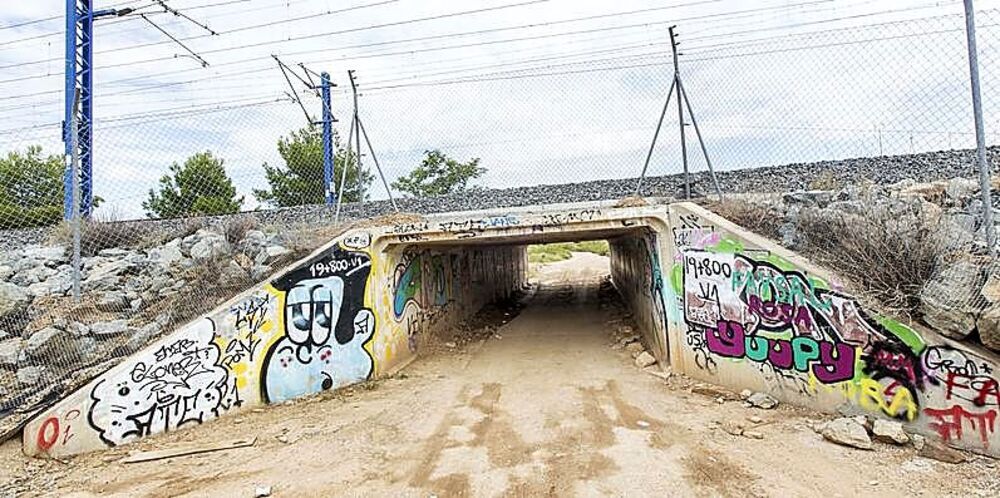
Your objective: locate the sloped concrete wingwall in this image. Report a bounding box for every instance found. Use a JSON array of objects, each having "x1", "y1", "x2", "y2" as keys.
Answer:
[
  {"x1": 609, "y1": 229, "x2": 671, "y2": 364},
  {"x1": 666, "y1": 202, "x2": 1000, "y2": 456},
  {"x1": 23, "y1": 230, "x2": 525, "y2": 458}
]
